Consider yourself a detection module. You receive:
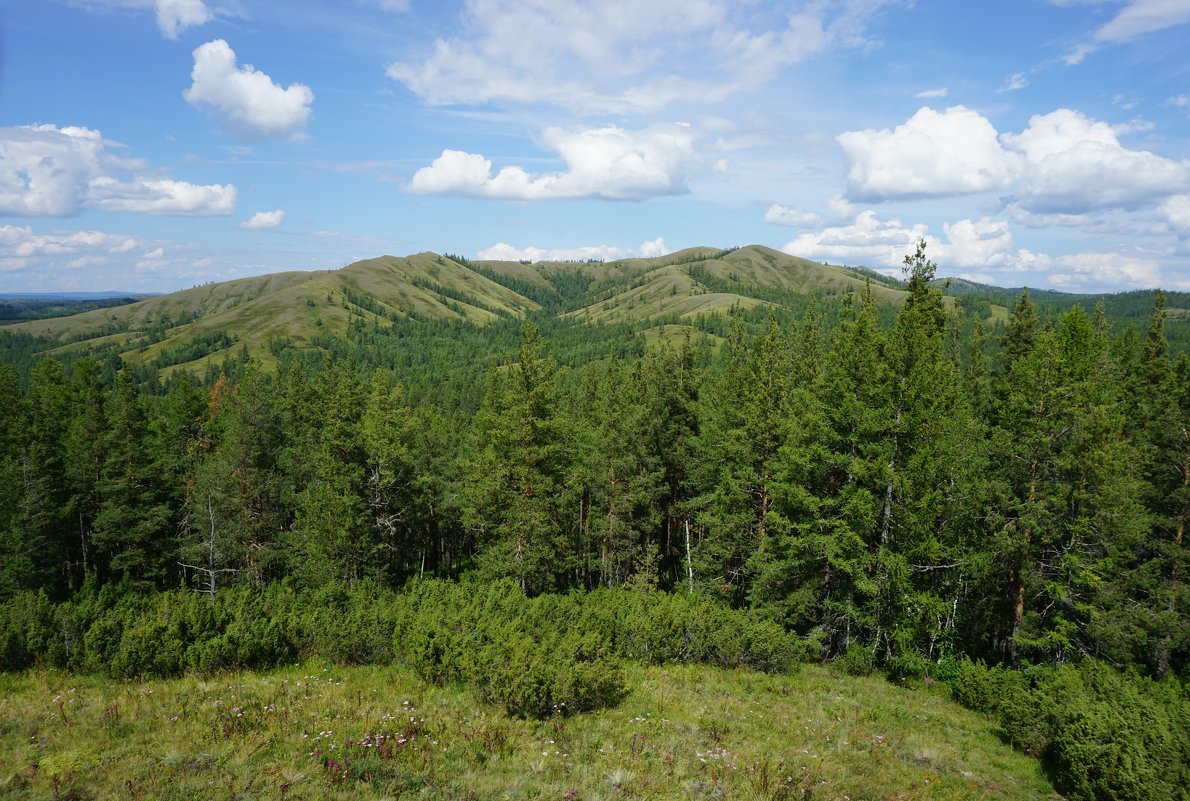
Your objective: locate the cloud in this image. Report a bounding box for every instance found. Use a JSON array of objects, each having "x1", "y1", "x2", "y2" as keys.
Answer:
[
  {"x1": 839, "y1": 106, "x2": 1018, "y2": 201},
  {"x1": 940, "y1": 218, "x2": 1016, "y2": 268},
  {"x1": 136, "y1": 246, "x2": 169, "y2": 272},
  {"x1": 387, "y1": 0, "x2": 898, "y2": 113},
  {"x1": 154, "y1": 0, "x2": 212, "y2": 37},
  {"x1": 999, "y1": 72, "x2": 1028, "y2": 92},
  {"x1": 826, "y1": 194, "x2": 856, "y2": 220},
  {"x1": 183, "y1": 39, "x2": 314, "y2": 140},
  {"x1": 477, "y1": 237, "x2": 669, "y2": 262},
  {"x1": 1002, "y1": 108, "x2": 1190, "y2": 213},
  {"x1": 763, "y1": 204, "x2": 821, "y2": 227},
  {"x1": 1059, "y1": 0, "x2": 1190, "y2": 63},
  {"x1": 240, "y1": 209, "x2": 286, "y2": 229},
  {"x1": 839, "y1": 106, "x2": 1190, "y2": 214},
  {"x1": 914, "y1": 87, "x2": 948, "y2": 99},
  {"x1": 89, "y1": 177, "x2": 237, "y2": 214},
  {"x1": 1043, "y1": 251, "x2": 1164, "y2": 289},
  {"x1": 781, "y1": 208, "x2": 1179, "y2": 290},
  {"x1": 0, "y1": 124, "x2": 237, "y2": 217},
  {"x1": 409, "y1": 124, "x2": 697, "y2": 200},
  {"x1": 781, "y1": 210, "x2": 934, "y2": 268},
  {"x1": 1094, "y1": 0, "x2": 1190, "y2": 42},
  {"x1": 1160, "y1": 195, "x2": 1190, "y2": 235},
  {"x1": 0, "y1": 224, "x2": 144, "y2": 274},
  {"x1": 72, "y1": 0, "x2": 213, "y2": 38}
]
